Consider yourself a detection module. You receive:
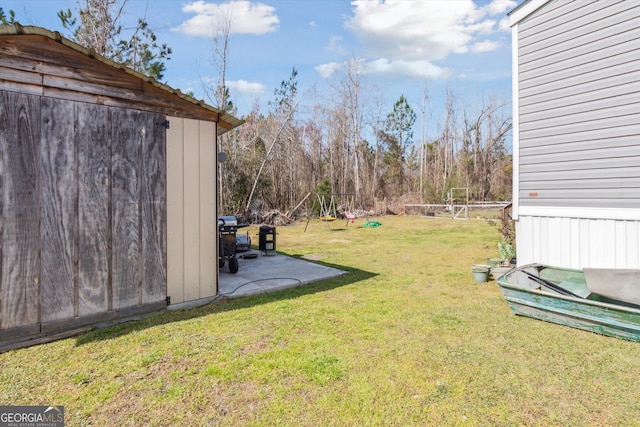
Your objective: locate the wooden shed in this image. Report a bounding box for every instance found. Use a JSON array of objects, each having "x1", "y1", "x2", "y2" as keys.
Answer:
[
  {"x1": 509, "y1": 1, "x2": 640, "y2": 269},
  {"x1": 0, "y1": 24, "x2": 243, "y2": 345}
]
